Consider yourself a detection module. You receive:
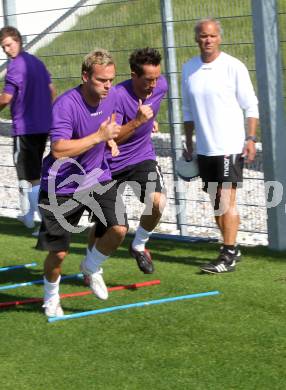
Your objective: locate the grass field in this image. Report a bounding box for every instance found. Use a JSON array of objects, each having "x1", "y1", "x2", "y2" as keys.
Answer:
[{"x1": 0, "y1": 216, "x2": 286, "y2": 389}]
